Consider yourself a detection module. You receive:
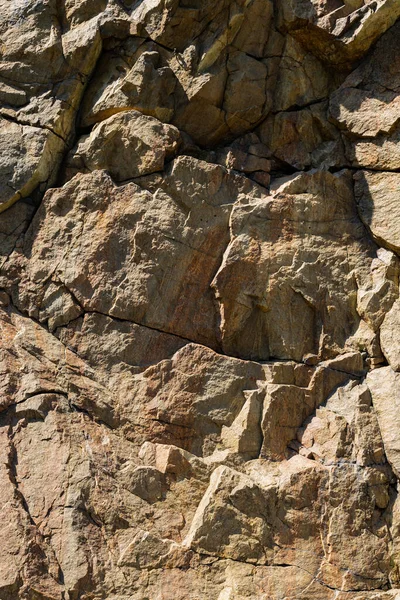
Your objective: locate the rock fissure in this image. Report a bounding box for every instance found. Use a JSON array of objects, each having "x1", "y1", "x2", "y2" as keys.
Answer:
[{"x1": 1, "y1": 1, "x2": 400, "y2": 598}]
